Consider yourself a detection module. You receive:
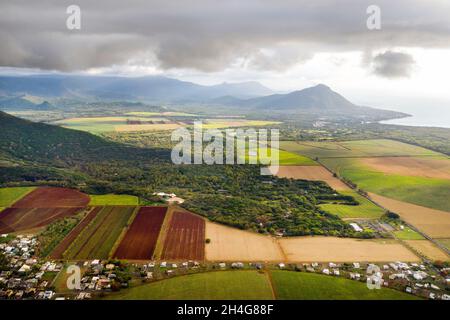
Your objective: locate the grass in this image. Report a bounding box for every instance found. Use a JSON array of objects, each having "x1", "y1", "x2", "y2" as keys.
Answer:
[
  {"x1": 271, "y1": 271, "x2": 419, "y2": 300},
  {"x1": 436, "y1": 239, "x2": 450, "y2": 251},
  {"x1": 319, "y1": 191, "x2": 385, "y2": 219},
  {"x1": 0, "y1": 187, "x2": 36, "y2": 207},
  {"x1": 89, "y1": 194, "x2": 139, "y2": 206},
  {"x1": 106, "y1": 271, "x2": 274, "y2": 300},
  {"x1": 64, "y1": 206, "x2": 136, "y2": 259},
  {"x1": 321, "y1": 157, "x2": 450, "y2": 212},
  {"x1": 242, "y1": 147, "x2": 317, "y2": 166},
  {"x1": 394, "y1": 227, "x2": 426, "y2": 240},
  {"x1": 280, "y1": 139, "x2": 442, "y2": 159}
]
